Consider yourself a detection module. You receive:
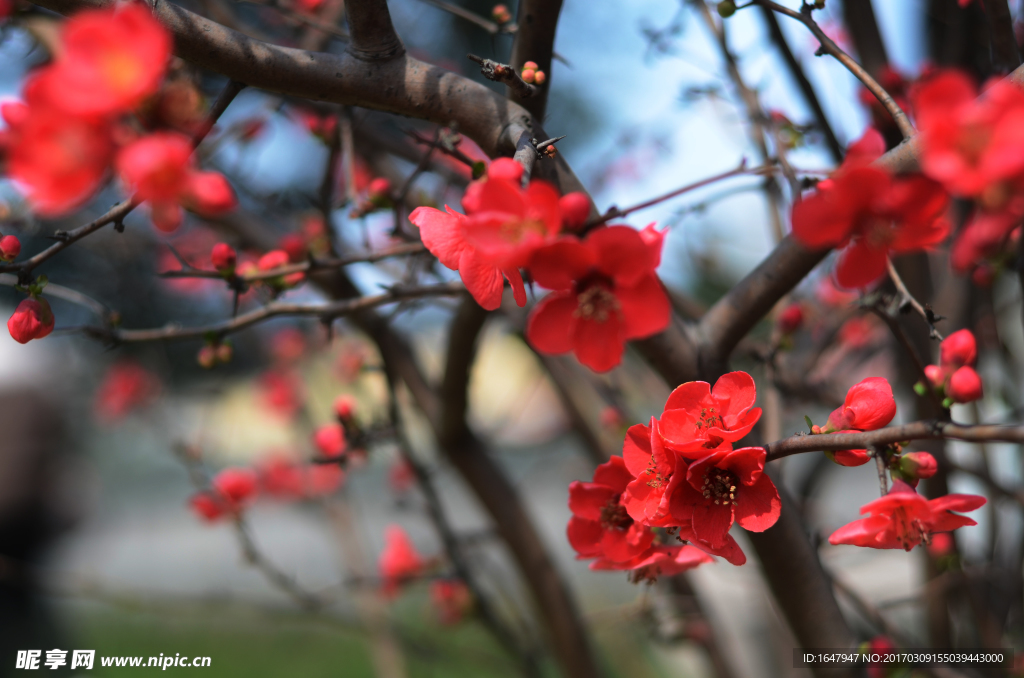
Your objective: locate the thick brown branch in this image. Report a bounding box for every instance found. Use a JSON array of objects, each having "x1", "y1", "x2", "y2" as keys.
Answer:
[{"x1": 344, "y1": 0, "x2": 403, "y2": 60}]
